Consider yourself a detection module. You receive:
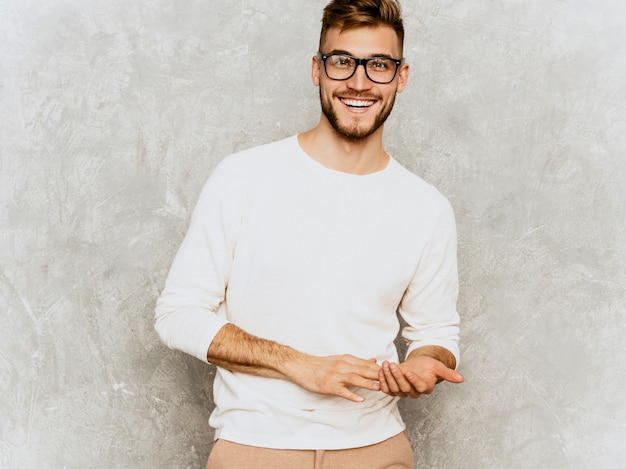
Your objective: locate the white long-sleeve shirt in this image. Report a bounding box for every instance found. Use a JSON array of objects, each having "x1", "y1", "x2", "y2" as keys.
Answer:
[{"x1": 154, "y1": 135, "x2": 460, "y2": 450}]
